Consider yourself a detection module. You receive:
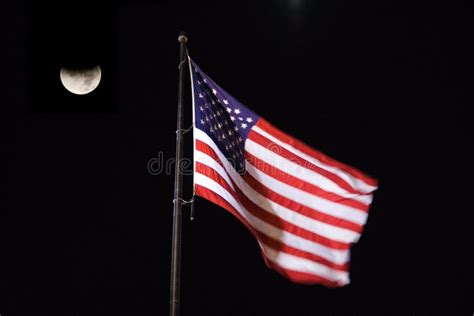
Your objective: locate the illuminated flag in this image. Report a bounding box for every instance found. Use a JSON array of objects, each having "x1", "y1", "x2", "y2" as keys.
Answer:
[{"x1": 189, "y1": 60, "x2": 378, "y2": 287}]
